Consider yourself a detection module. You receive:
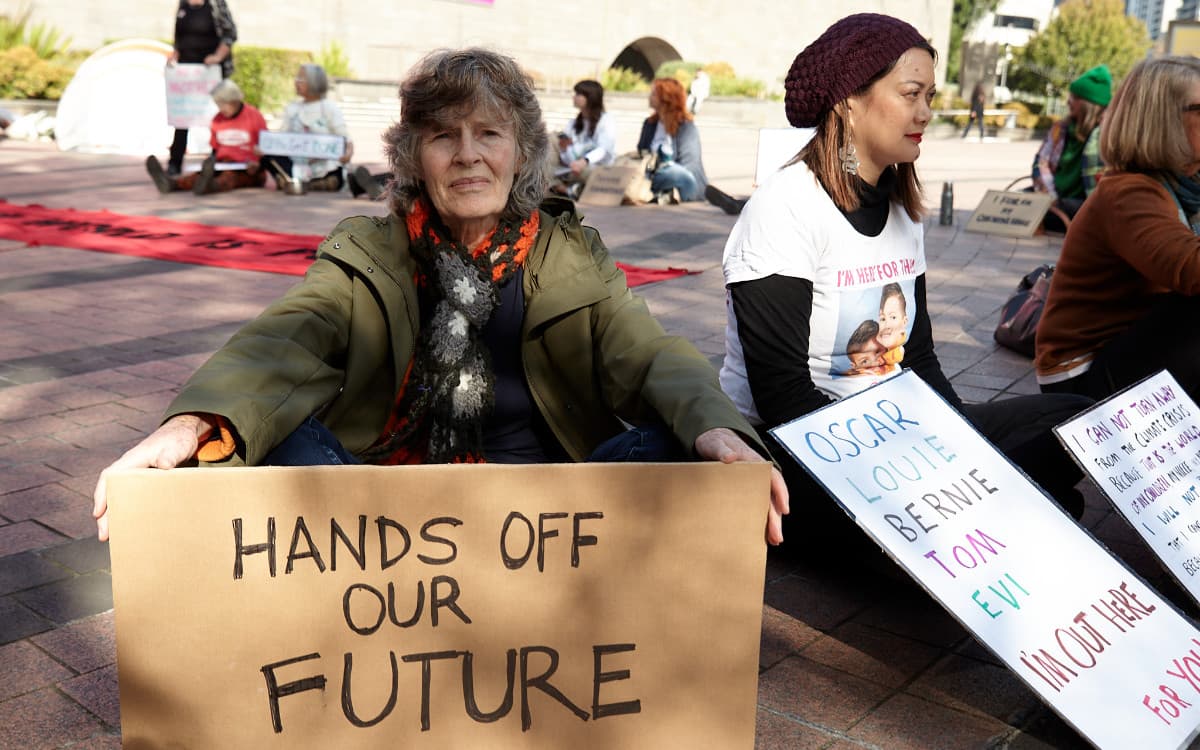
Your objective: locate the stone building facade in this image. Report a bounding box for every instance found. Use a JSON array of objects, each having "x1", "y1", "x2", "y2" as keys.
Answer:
[{"x1": 28, "y1": 0, "x2": 952, "y2": 90}]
